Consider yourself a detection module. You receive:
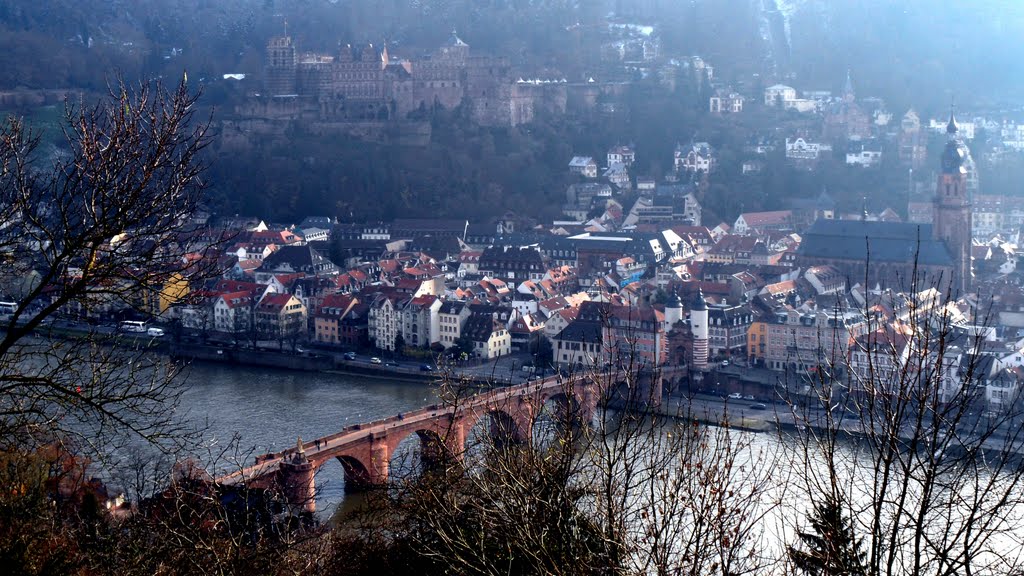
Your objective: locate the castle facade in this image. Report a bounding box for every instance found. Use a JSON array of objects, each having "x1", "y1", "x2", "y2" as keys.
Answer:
[{"x1": 254, "y1": 31, "x2": 567, "y2": 127}]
